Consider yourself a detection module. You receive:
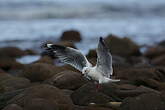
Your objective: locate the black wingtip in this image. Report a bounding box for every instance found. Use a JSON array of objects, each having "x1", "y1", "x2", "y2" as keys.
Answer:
[
  {"x1": 99, "y1": 37, "x2": 105, "y2": 45},
  {"x1": 100, "y1": 37, "x2": 103, "y2": 42}
]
